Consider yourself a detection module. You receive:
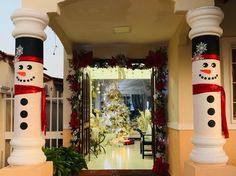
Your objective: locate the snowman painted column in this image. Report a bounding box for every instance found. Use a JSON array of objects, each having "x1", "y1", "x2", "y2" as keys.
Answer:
[
  {"x1": 8, "y1": 8, "x2": 49, "y2": 165},
  {"x1": 187, "y1": 6, "x2": 229, "y2": 164}
]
